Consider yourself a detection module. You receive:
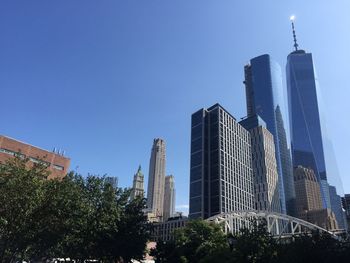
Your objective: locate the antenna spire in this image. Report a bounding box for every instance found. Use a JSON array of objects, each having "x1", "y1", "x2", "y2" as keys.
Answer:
[{"x1": 290, "y1": 15, "x2": 299, "y2": 51}]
